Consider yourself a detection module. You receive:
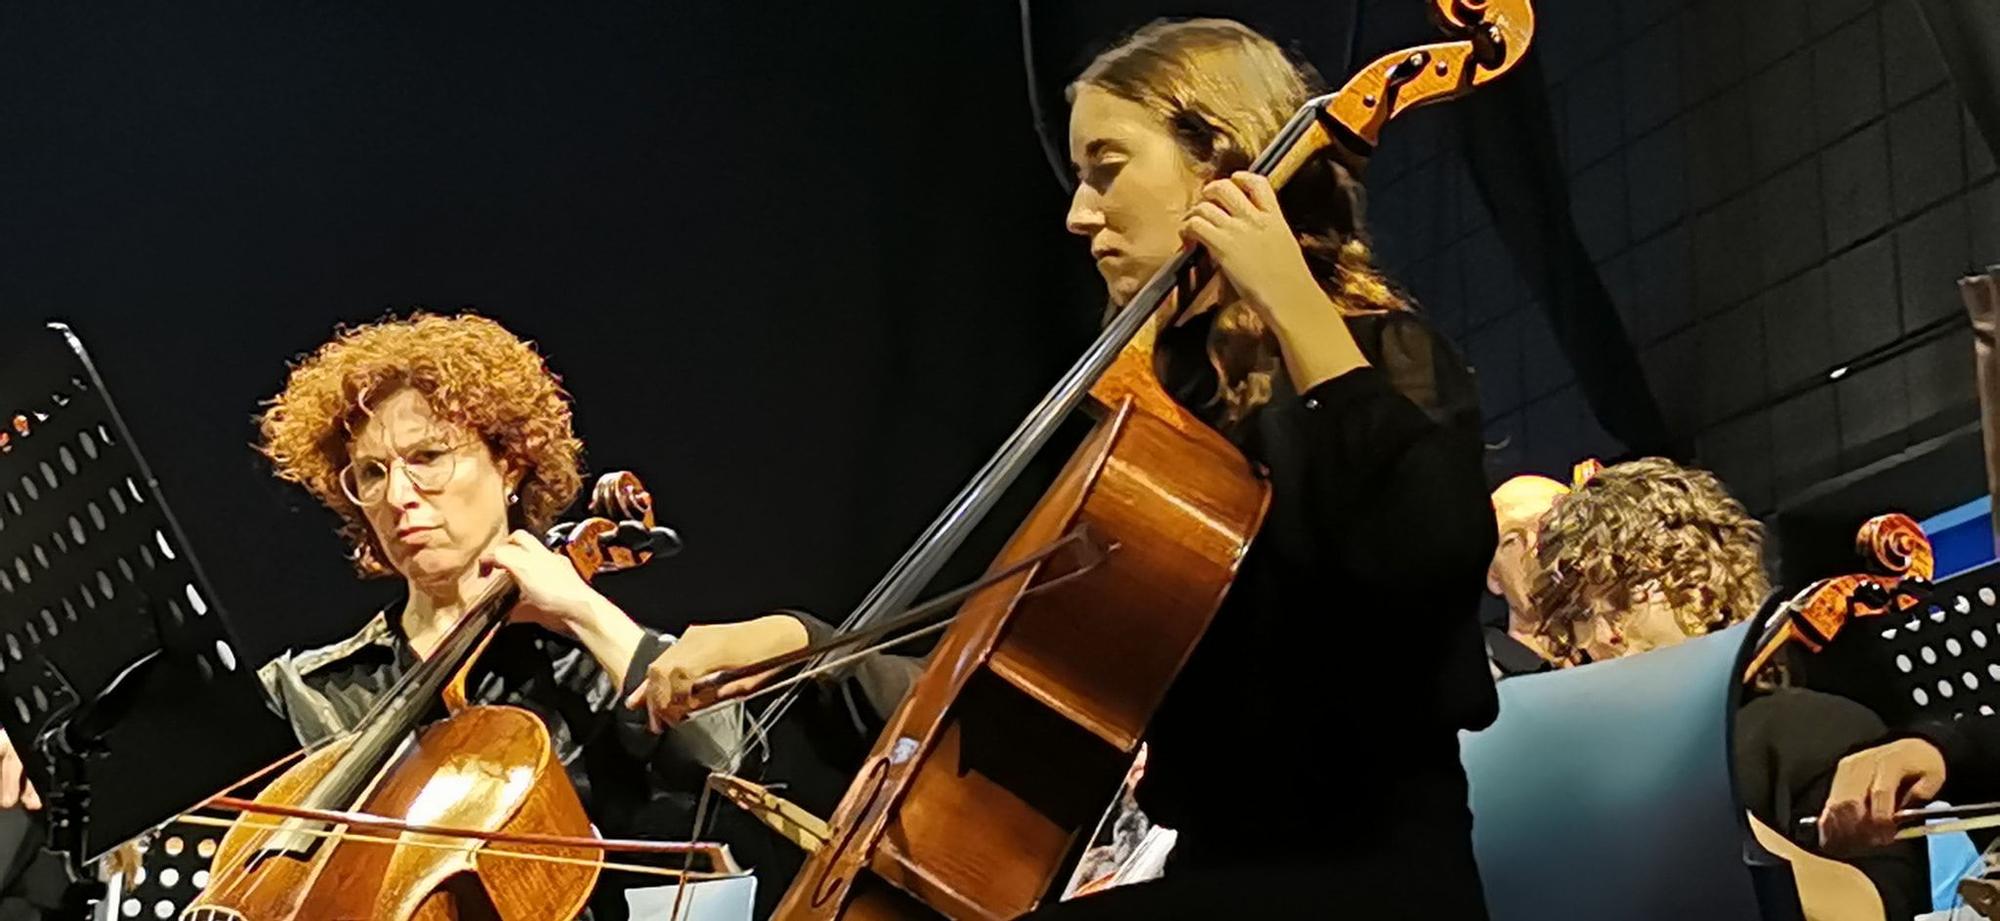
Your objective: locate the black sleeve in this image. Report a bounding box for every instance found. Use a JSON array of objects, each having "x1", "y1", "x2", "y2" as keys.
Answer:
[
  {"x1": 782, "y1": 608, "x2": 924, "y2": 727},
  {"x1": 606, "y1": 629, "x2": 674, "y2": 763},
  {"x1": 1734, "y1": 688, "x2": 1931, "y2": 920},
  {"x1": 1356, "y1": 310, "x2": 1482, "y2": 431},
  {"x1": 541, "y1": 628, "x2": 739, "y2": 791},
  {"x1": 1296, "y1": 364, "x2": 1497, "y2": 609},
  {"x1": 1902, "y1": 716, "x2": 2000, "y2": 804}
]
